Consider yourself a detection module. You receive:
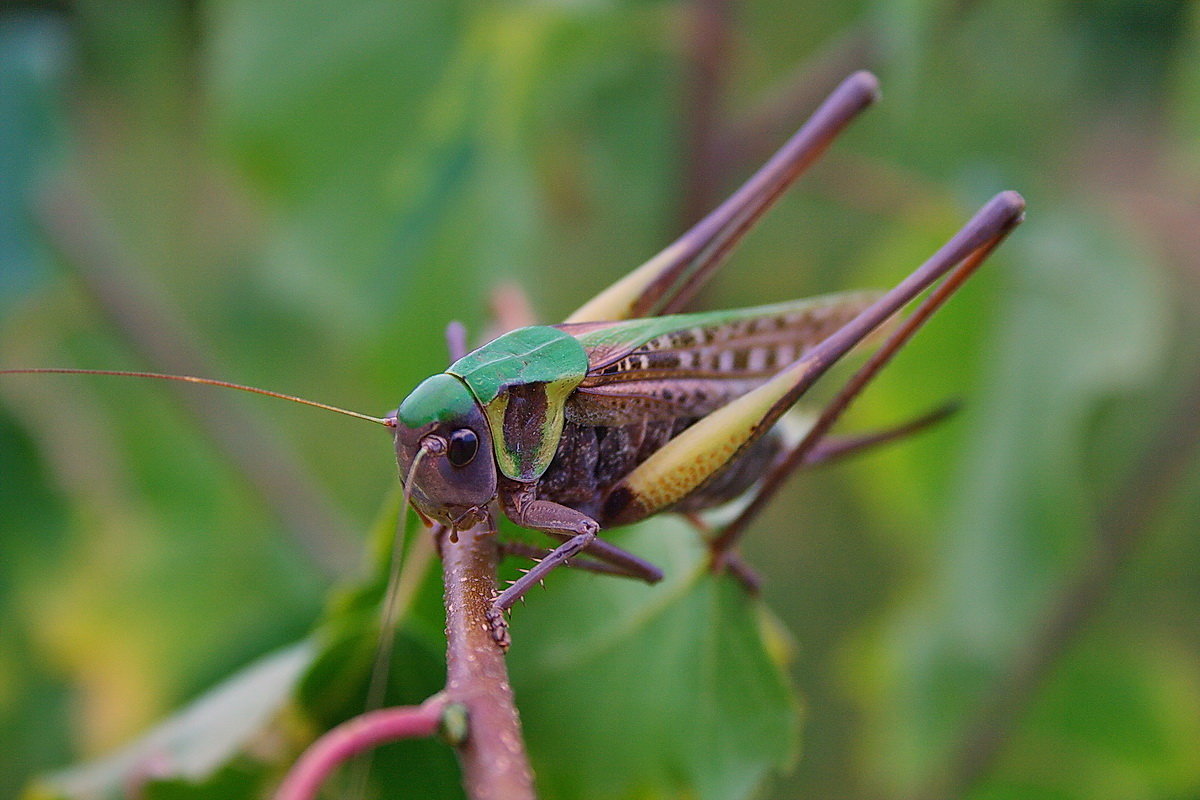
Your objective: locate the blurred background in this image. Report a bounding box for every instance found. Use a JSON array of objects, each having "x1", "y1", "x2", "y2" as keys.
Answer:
[{"x1": 1, "y1": 1, "x2": 1198, "y2": 798}]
